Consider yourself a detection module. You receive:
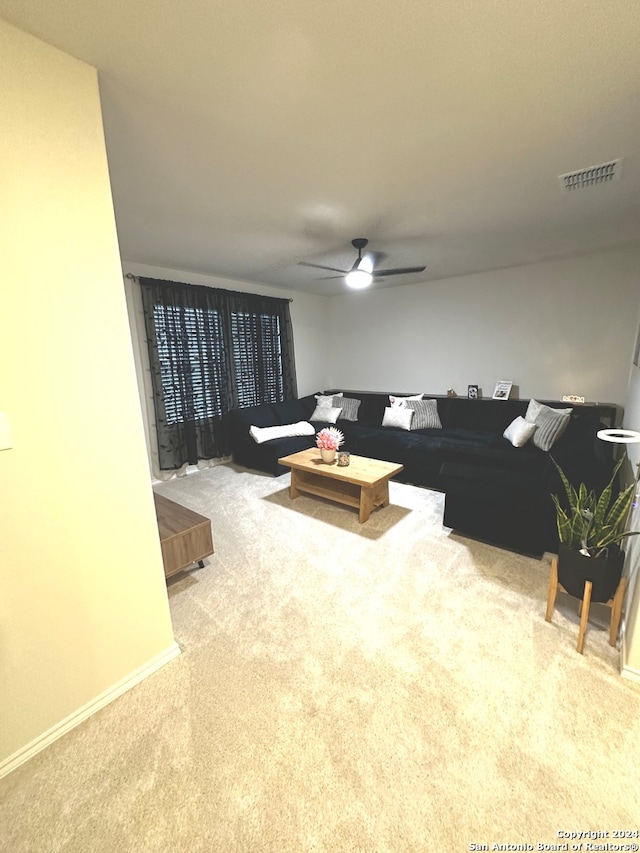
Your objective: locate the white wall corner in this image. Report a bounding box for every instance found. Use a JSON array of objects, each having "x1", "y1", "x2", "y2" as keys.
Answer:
[
  {"x1": 621, "y1": 632, "x2": 640, "y2": 684},
  {"x1": 620, "y1": 663, "x2": 640, "y2": 685},
  {"x1": 0, "y1": 642, "x2": 180, "y2": 780}
]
